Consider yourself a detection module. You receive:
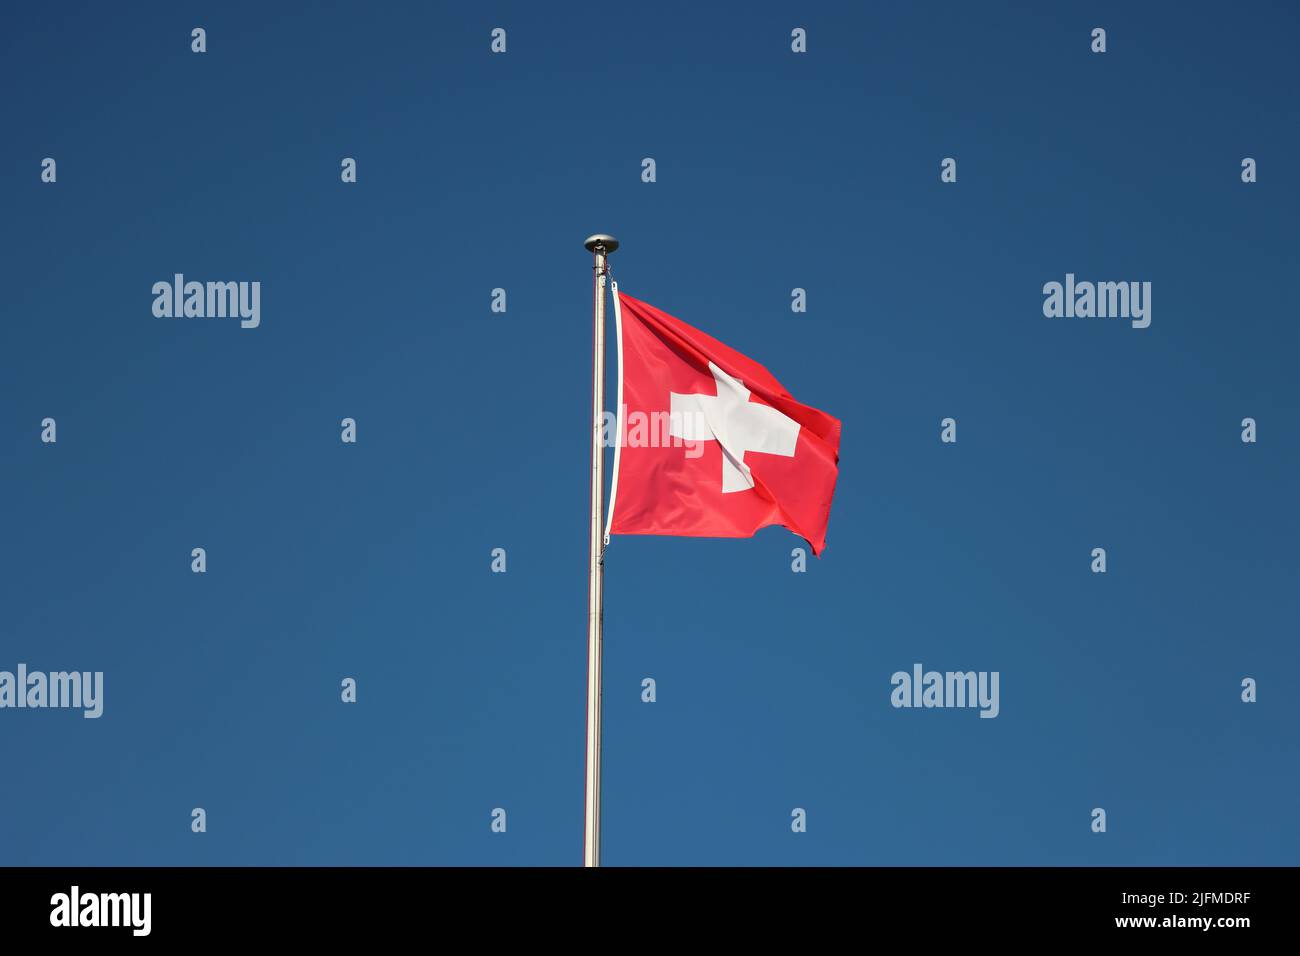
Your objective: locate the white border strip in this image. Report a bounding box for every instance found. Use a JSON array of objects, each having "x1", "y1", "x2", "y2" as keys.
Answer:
[{"x1": 602, "y1": 281, "x2": 626, "y2": 545}]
